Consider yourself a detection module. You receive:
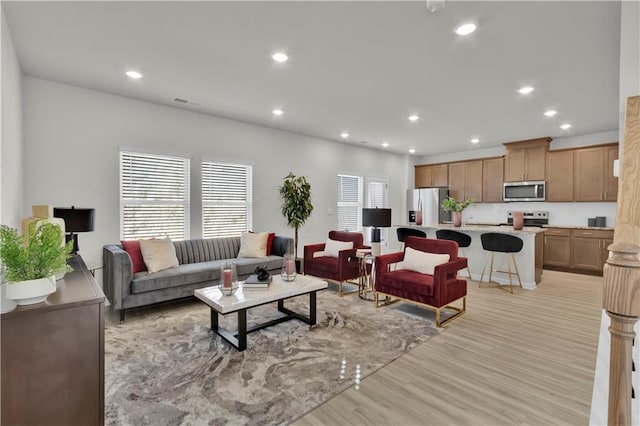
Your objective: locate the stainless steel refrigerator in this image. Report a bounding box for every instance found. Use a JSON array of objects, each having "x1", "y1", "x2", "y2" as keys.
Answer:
[{"x1": 407, "y1": 188, "x2": 451, "y2": 226}]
